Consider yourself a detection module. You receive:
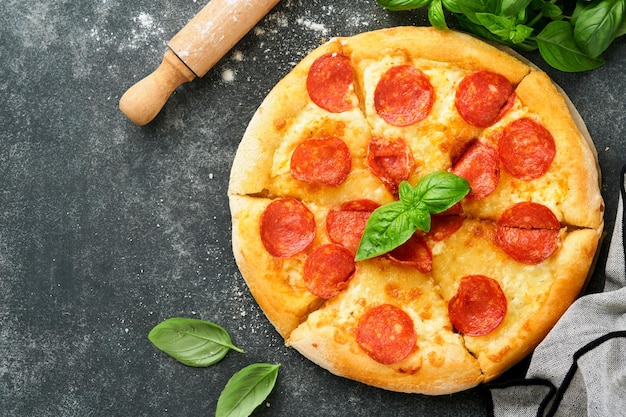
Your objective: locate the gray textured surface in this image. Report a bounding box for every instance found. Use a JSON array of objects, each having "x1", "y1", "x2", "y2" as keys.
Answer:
[{"x1": 0, "y1": 1, "x2": 624, "y2": 416}]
